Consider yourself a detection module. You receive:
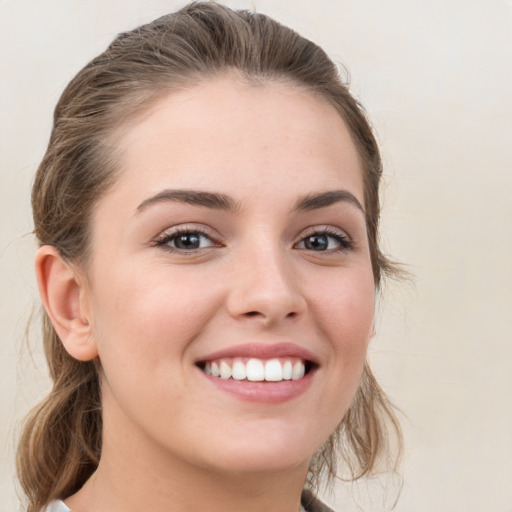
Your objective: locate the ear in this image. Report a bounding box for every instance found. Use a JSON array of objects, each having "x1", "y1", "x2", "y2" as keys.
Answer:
[{"x1": 35, "y1": 245, "x2": 98, "y2": 361}]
